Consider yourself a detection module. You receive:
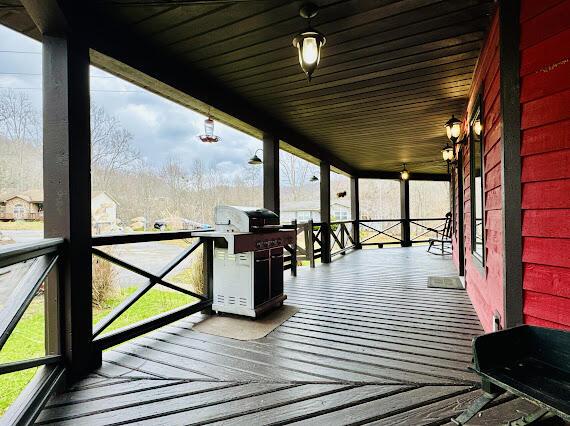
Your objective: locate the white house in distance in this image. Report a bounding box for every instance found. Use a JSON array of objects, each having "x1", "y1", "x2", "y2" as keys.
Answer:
[
  {"x1": 91, "y1": 191, "x2": 120, "y2": 234},
  {"x1": 280, "y1": 199, "x2": 351, "y2": 223}
]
